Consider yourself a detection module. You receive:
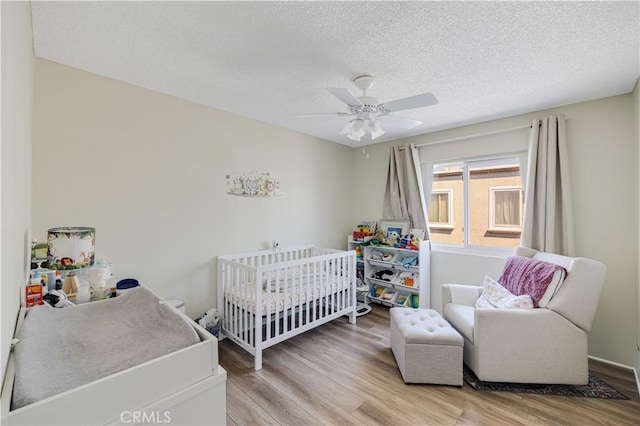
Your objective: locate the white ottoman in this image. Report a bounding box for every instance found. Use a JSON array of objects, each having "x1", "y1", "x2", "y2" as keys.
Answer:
[{"x1": 390, "y1": 307, "x2": 463, "y2": 386}]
